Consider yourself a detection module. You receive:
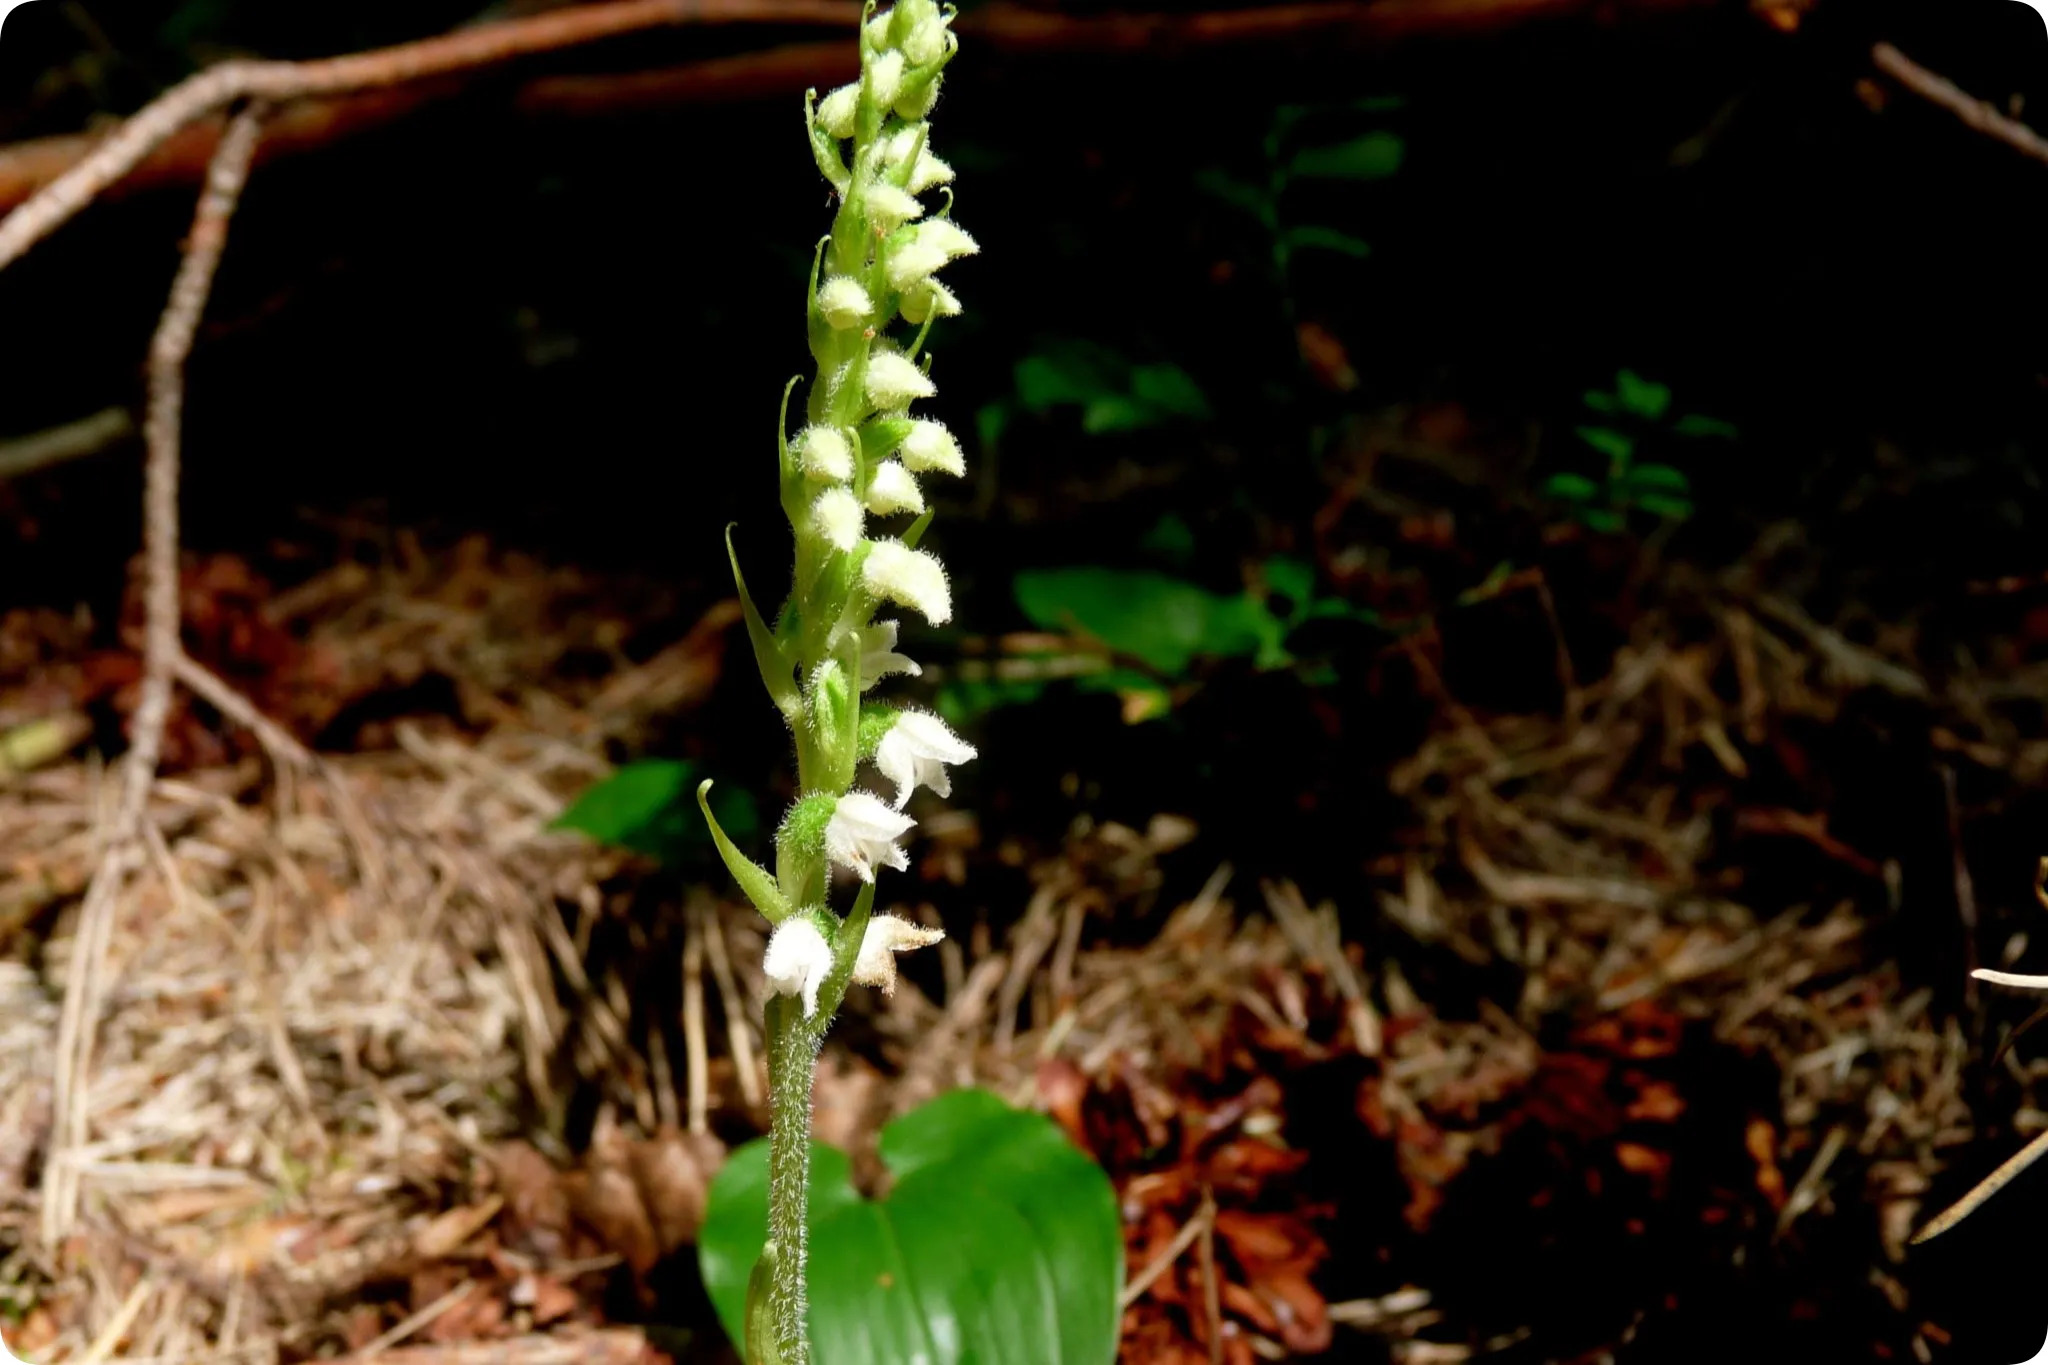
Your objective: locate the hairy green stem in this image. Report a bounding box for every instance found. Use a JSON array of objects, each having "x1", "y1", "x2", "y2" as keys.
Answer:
[{"x1": 762, "y1": 993, "x2": 821, "y2": 1364}]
